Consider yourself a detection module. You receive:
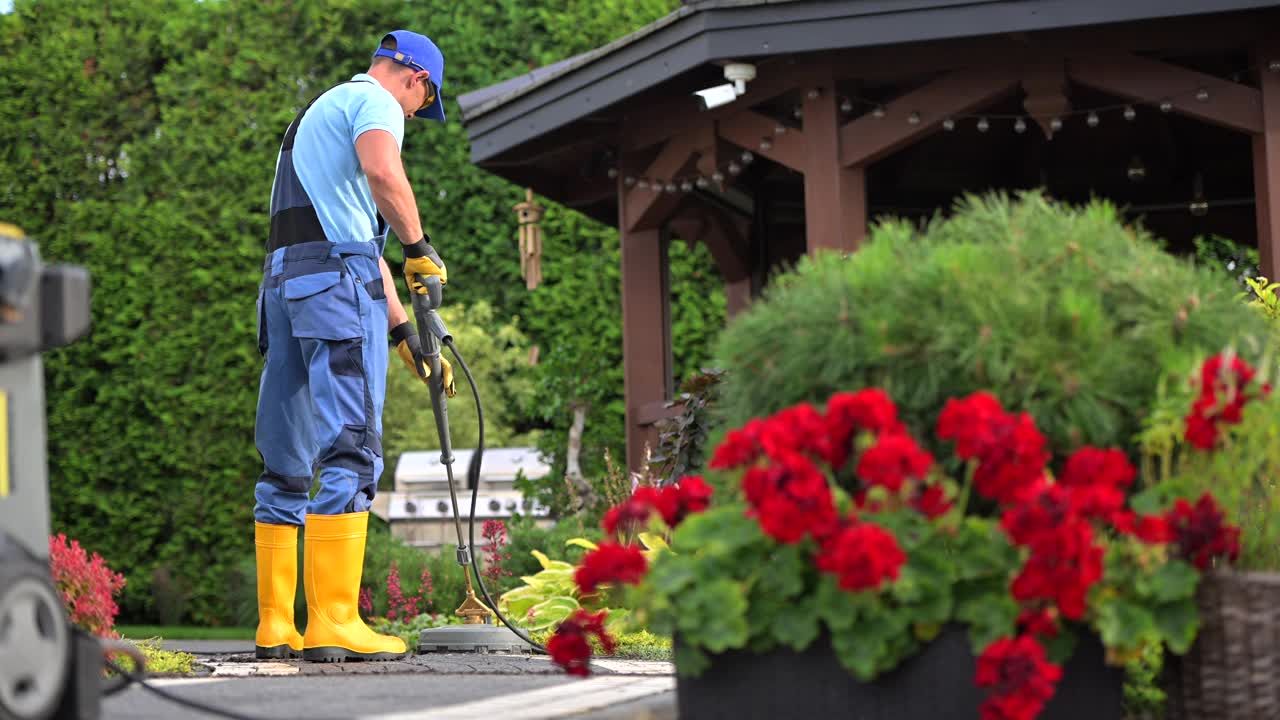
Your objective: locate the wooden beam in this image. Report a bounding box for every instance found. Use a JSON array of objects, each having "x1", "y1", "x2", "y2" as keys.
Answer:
[
  {"x1": 839, "y1": 67, "x2": 1020, "y2": 167},
  {"x1": 618, "y1": 197, "x2": 672, "y2": 474},
  {"x1": 1020, "y1": 60, "x2": 1070, "y2": 140},
  {"x1": 1068, "y1": 54, "x2": 1262, "y2": 134},
  {"x1": 671, "y1": 200, "x2": 754, "y2": 317},
  {"x1": 717, "y1": 110, "x2": 807, "y2": 173},
  {"x1": 1255, "y1": 51, "x2": 1280, "y2": 281},
  {"x1": 807, "y1": 74, "x2": 868, "y2": 254},
  {"x1": 622, "y1": 58, "x2": 824, "y2": 151},
  {"x1": 623, "y1": 124, "x2": 714, "y2": 232}
]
